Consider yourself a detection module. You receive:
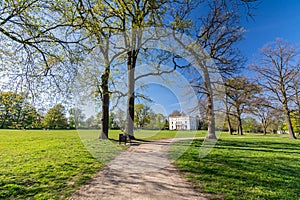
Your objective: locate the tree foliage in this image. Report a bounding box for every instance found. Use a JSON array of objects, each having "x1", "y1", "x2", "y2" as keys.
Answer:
[
  {"x1": 0, "y1": 0, "x2": 83, "y2": 105},
  {"x1": 0, "y1": 91, "x2": 41, "y2": 129},
  {"x1": 69, "y1": 108, "x2": 85, "y2": 128},
  {"x1": 42, "y1": 104, "x2": 68, "y2": 129},
  {"x1": 134, "y1": 104, "x2": 151, "y2": 128}
]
